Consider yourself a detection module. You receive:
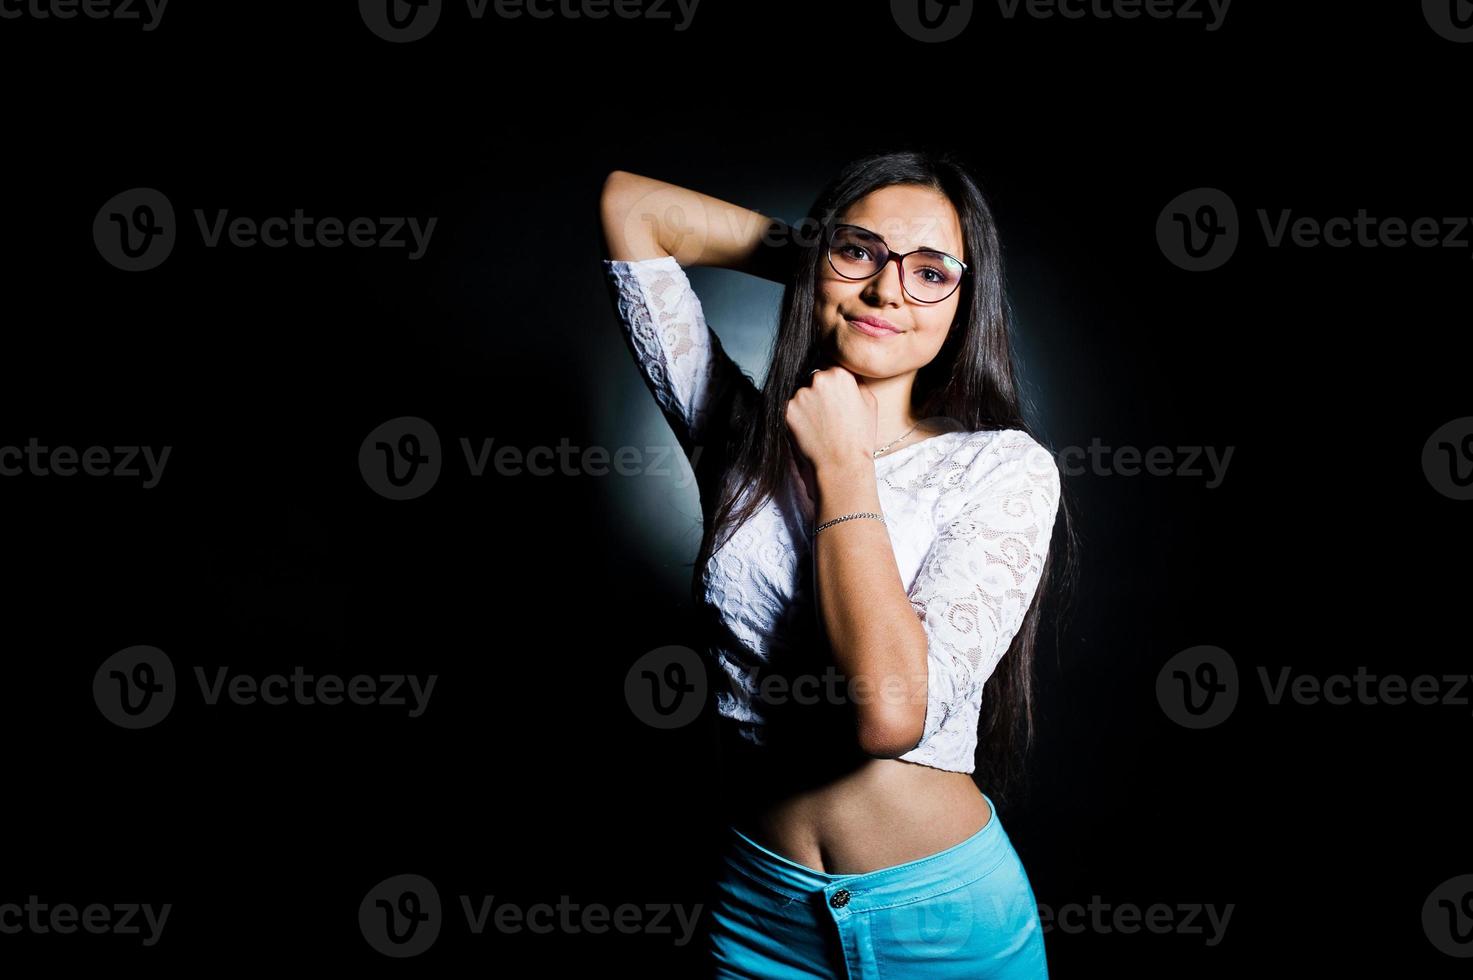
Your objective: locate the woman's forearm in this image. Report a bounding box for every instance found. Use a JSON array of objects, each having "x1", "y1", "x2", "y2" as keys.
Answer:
[
  {"x1": 600, "y1": 169, "x2": 797, "y2": 282},
  {"x1": 811, "y1": 460, "x2": 929, "y2": 758}
]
